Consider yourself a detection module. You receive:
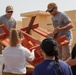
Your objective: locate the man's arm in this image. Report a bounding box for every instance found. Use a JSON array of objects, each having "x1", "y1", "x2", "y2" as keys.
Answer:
[
  {"x1": 66, "y1": 58, "x2": 76, "y2": 66},
  {"x1": 60, "y1": 21, "x2": 73, "y2": 31},
  {"x1": 54, "y1": 21, "x2": 73, "y2": 34}
]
